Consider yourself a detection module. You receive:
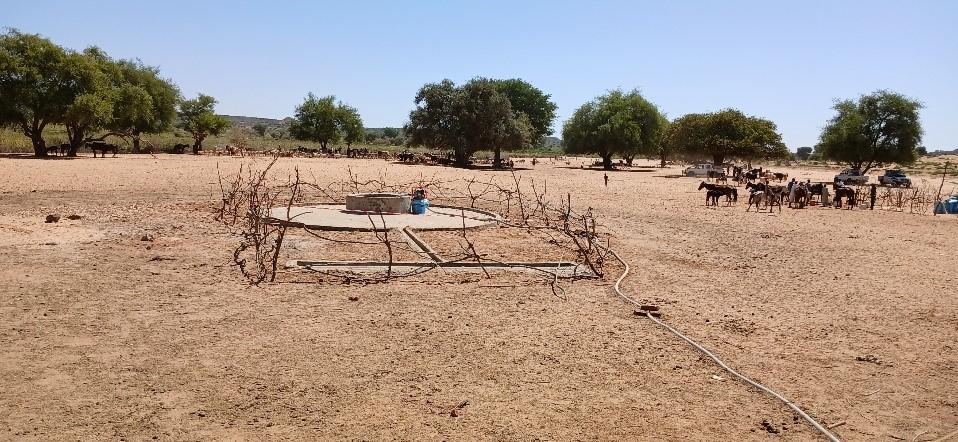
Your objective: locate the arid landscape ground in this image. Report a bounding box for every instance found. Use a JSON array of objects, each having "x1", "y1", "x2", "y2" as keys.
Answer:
[{"x1": 1, "y1": 154, "x2": 956, "y2": 441}]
